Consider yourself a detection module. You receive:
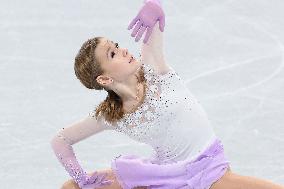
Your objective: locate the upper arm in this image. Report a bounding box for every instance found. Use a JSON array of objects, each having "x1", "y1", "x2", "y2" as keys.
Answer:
[
  {"x1": 55, "y1": 113, "x2": 111, "y2": 145},
  {"x1": 140, "y1": 22, "x2": 171, "y2": 75}
]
